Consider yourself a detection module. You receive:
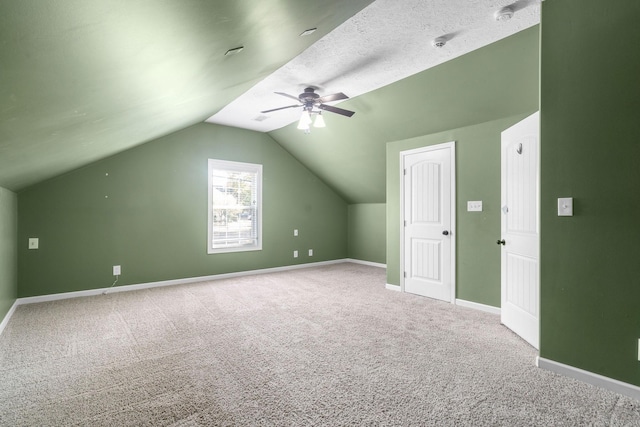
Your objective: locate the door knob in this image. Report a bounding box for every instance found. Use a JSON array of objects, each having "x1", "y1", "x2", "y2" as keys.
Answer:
[
  {"x1": 442, "y1": 230, "x2": 449, "y2": 236},
  {"x1": 496, "y1": 239, "x2": 505, "y2": 245}
]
